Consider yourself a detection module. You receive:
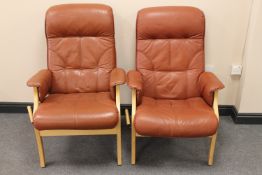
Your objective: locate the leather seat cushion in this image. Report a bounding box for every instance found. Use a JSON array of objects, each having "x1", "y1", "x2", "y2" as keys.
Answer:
[
  {"x1": 134, "y1": 96, "x2": 218, "y2": 137},
  {"x1": 33, "y1": 92, "x2": 118, "y2": 130}
]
